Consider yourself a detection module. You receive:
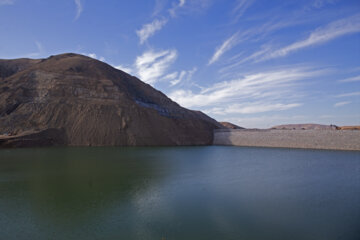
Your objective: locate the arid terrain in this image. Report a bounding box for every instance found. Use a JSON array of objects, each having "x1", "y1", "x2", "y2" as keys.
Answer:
[
  {"x1": 0, "y1": 53, "x2": 222, "y2": 147},
  {"x1": 220, "y1": 122, "x2": 244, "y2": 129},
  {"x1": 271, "y1": 123, "x2": 338, "y2": 130}
]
